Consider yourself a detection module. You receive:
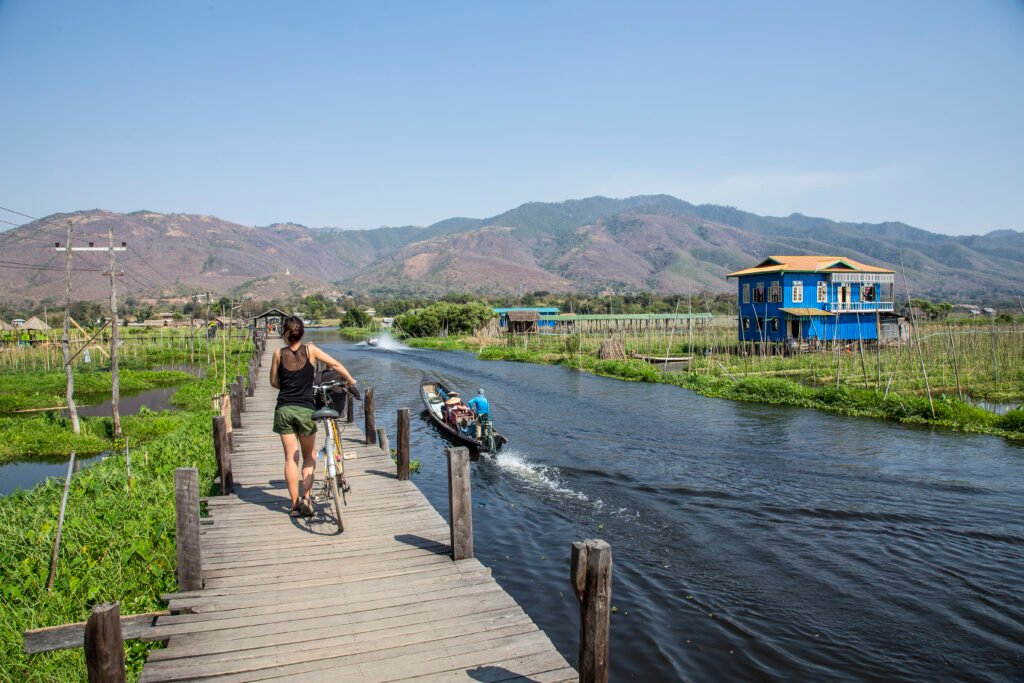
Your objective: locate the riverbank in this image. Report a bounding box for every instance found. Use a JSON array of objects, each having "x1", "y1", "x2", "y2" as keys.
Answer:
[
  {"x1": 0, "y1": 351, "x2": 252, "y2": 681},
  {"x1": 406, "y1": 337, "x2": 1024, "y2": 441}
]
